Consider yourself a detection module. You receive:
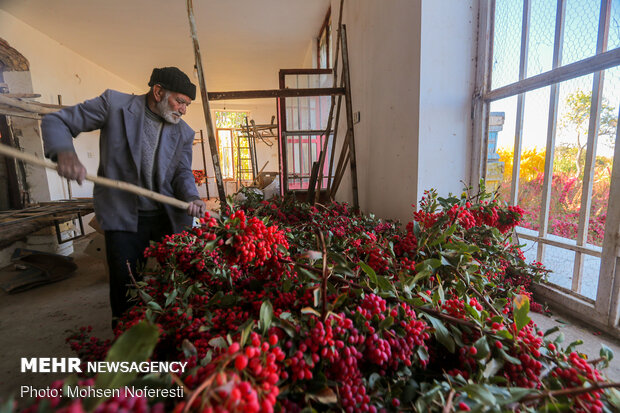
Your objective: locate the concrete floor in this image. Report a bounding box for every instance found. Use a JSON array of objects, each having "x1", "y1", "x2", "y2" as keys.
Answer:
[{"x1": 1, "y1": 231, "x2": 619, "y2": 403}]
